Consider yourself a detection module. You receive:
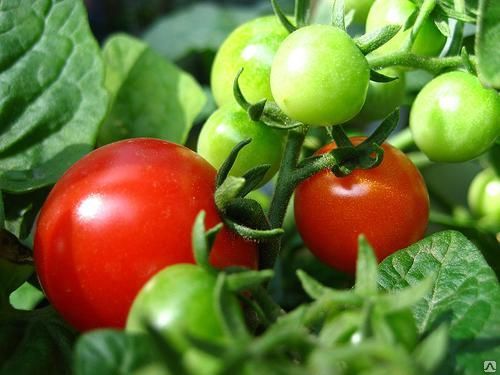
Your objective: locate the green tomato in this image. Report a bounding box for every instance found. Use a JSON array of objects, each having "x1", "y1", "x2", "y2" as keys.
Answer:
[
  {"x1": 468, "y1": 169, "x2": 500, "y2": 222},
  {"x1": 351, "y1": 68, "x2": 405, "y2": 124},
  {"x1": 127, "y1": 264, "x2": 240, "y2": 350},
  {"x1": 345, "y1": 0, "x2": 375, "y2": 24},
  {"x1": 270, "y1": 24, "x2": 370, "y2": 126},
  {"x1": 197, "y1": 104, "x2": 286, "y2": 184},
  {"x1": 211, "y1": 16, "x2": 289, "y2": 107},
  {"x1": 366, "y1": 0, "x2": 446, "y2": 56},
  {"x1": 410, "y1": 71, "x2": 500, "y2": 163}
]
